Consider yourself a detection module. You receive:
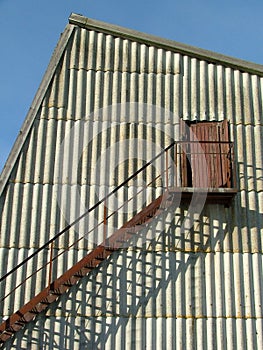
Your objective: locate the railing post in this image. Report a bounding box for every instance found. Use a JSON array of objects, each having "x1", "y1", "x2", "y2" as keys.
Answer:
[
  {"x1": 231, "y1": 143, "x2": 237, "y2": 188},
  {"x1": 165, "y1": 149, "x2": 169, "y2": 191},
  {"x1": 175, "y1": 143, "x2": 177, "y2": 187},
  {"x1": 104, "y1": 201, "x2": 107, "y2": 246},
  {"x1": 48, "y1": 241, "x2": 54, "y2": 291}
]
